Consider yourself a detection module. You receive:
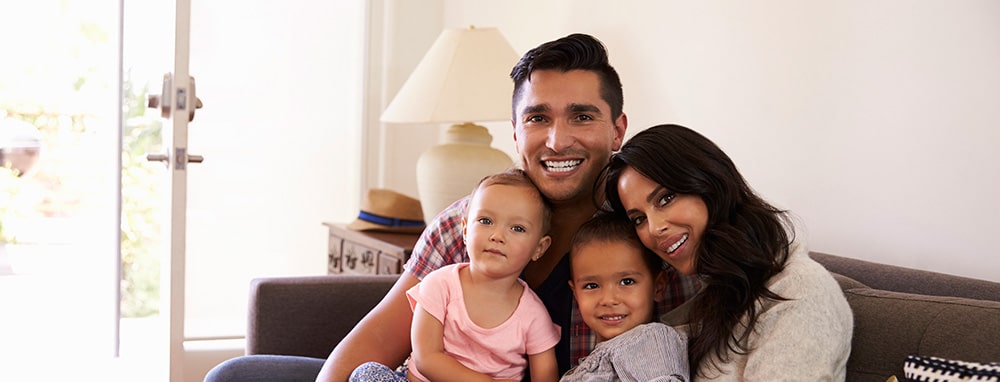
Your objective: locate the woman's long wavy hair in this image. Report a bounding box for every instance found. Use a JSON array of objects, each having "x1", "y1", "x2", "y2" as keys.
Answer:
[{"x1": 599, "y1": 124, "x2": 792, "y2": 374}]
